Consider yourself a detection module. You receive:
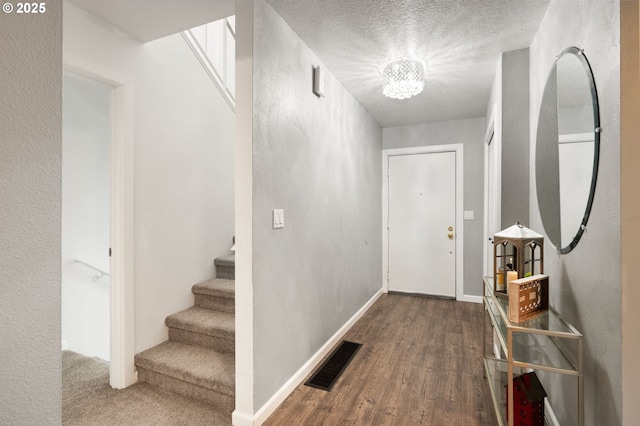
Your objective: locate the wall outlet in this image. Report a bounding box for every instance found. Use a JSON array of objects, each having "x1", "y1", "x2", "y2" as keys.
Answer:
[{"x1": 273, "y1": 209, "x2": 284, "y2": 229}]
